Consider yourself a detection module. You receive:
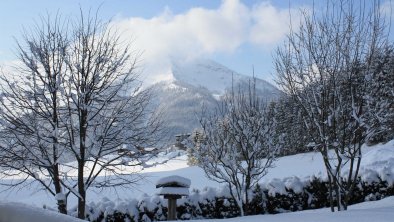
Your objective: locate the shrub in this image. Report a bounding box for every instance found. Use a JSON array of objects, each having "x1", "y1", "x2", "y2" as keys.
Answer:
[{"x1": 83, "y1": 173, "x2": 394, "y2": 221}]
